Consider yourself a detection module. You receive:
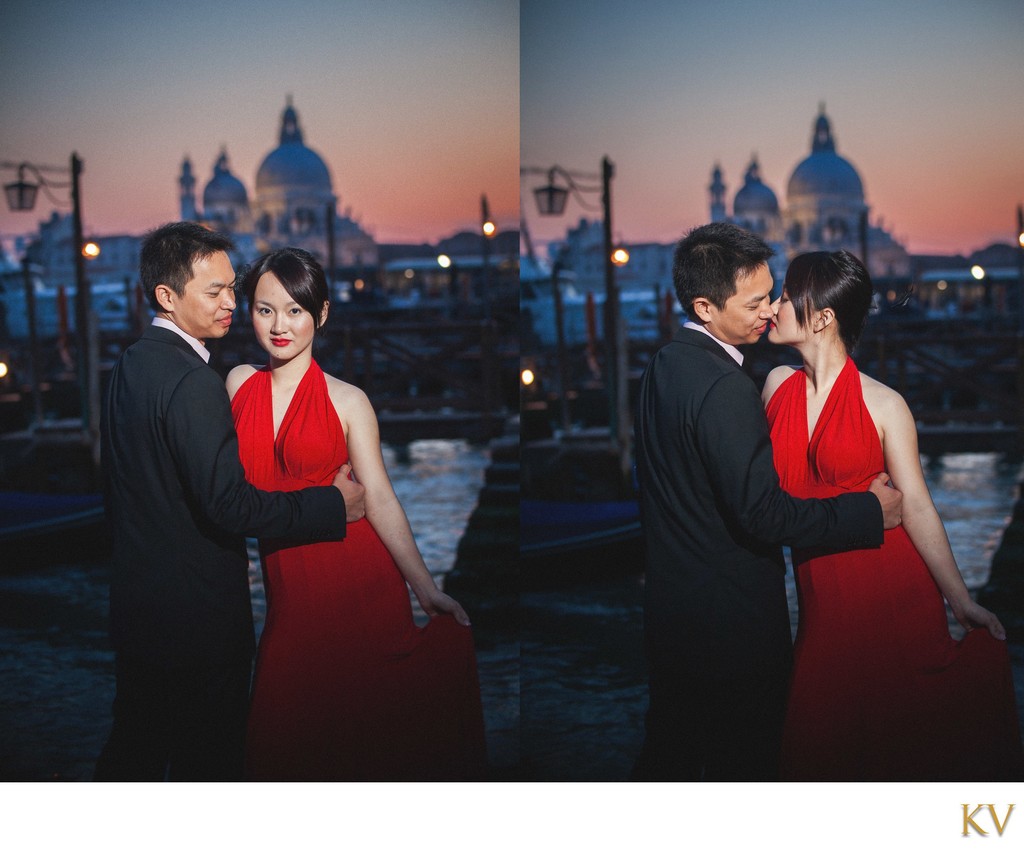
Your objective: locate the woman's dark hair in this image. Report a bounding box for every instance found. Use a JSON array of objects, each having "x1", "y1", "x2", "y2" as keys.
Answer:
[
  {"x1": 673, "y1": 222, "x2": 774, "y2": 321},
  {"x1": 140, "y1": 221, "x2": 234, "y2": 312},
  {"x1": 242, "y1": 247, "x2": 329, "y2": 332},
  {"x1": 782, "y1": 250, "x2": 873, "y2": 352}
]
